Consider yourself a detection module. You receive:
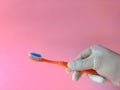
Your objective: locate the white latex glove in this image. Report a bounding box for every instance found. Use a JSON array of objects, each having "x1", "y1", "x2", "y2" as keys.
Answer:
[{"x1": 67, "y1": 45, "x2": 120, "y2": 86}]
